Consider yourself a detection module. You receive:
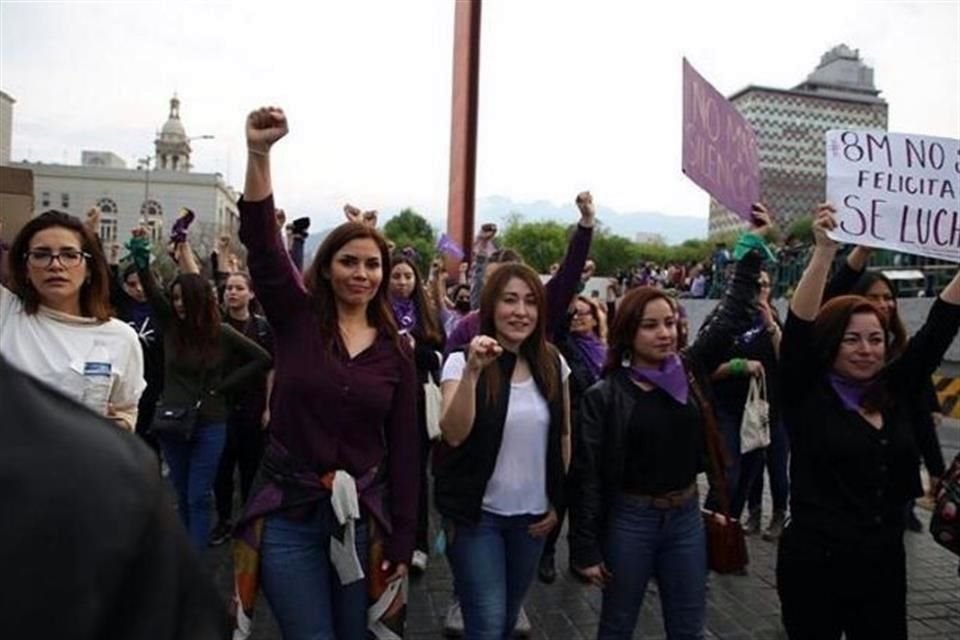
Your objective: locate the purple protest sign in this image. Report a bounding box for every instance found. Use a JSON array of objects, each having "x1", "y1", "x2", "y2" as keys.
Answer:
[
  {"x1": 437, "y1": 233, "x2": 465, "y2": 260},
  {"x1": 682, "y1": 59, "x2": 760, "y2": 221}
]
